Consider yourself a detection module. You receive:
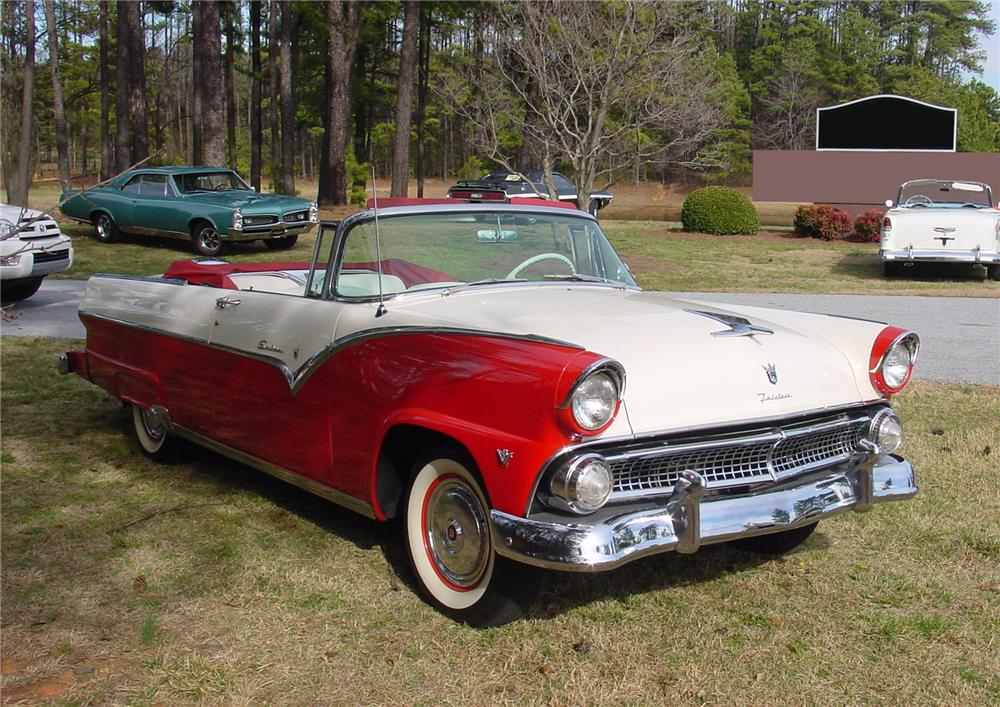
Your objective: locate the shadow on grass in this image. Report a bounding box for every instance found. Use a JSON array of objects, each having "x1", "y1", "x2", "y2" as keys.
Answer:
[
  {"x1": 831, "y1": 254, "x2": 993, "y2": 283},
  {"x1": 64, "y1": 224, "x2": 295, "y2": 258}
]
